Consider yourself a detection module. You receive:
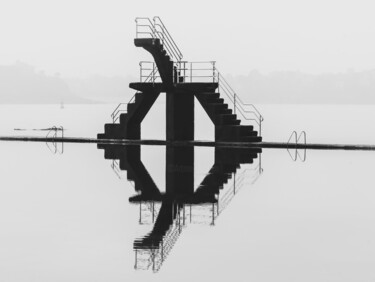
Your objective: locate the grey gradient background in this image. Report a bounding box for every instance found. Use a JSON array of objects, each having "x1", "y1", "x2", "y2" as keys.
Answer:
[{"x1": 1, "y1": 0, "x2": 375, "y2": 103}]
